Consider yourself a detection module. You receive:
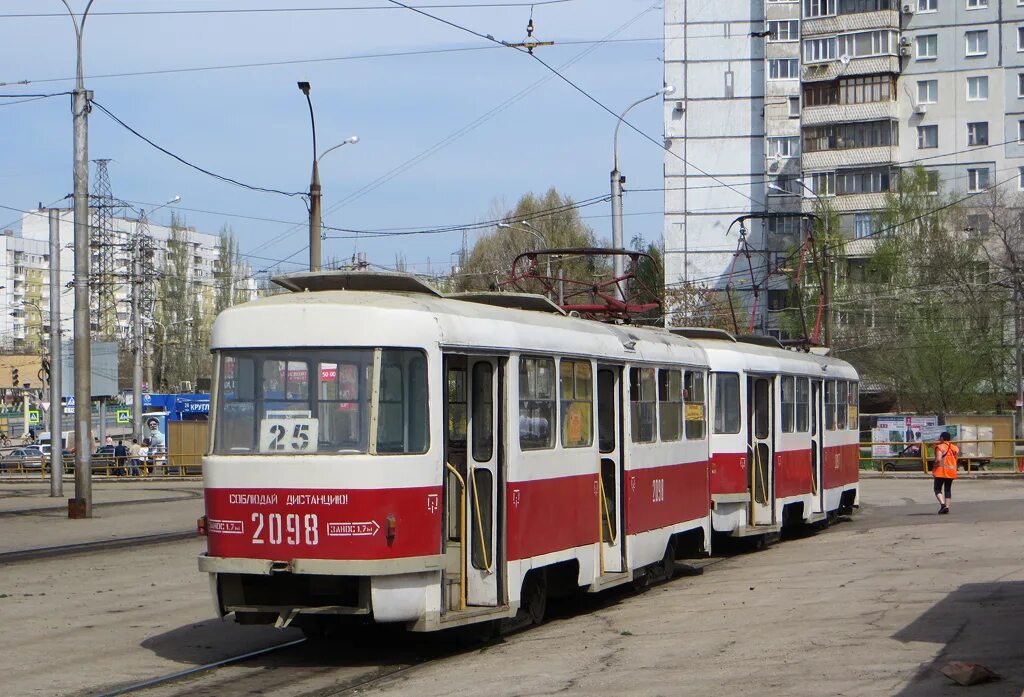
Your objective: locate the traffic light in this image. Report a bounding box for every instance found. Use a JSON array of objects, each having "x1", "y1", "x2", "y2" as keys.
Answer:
[{"x1": 11, "y1": 367, "x2": 18, "y2": 387}]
